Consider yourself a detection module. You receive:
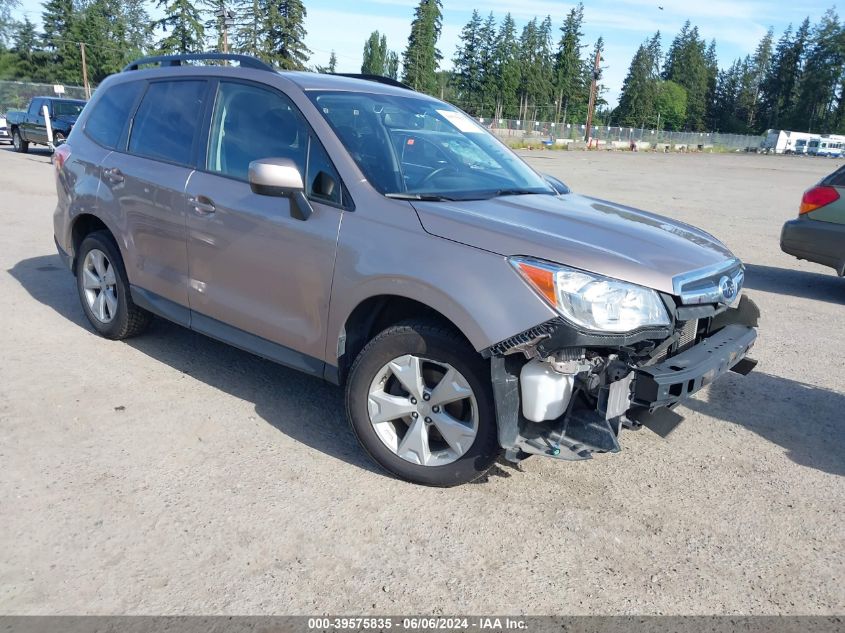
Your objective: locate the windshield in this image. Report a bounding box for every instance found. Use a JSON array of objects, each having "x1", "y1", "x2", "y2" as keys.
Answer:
[
  {"x1": 308, "y1": 91, "x2": 553, "y2": 200},
  {"x1": 53, "y1": 101, "x2": 85, "y2": 117}
]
